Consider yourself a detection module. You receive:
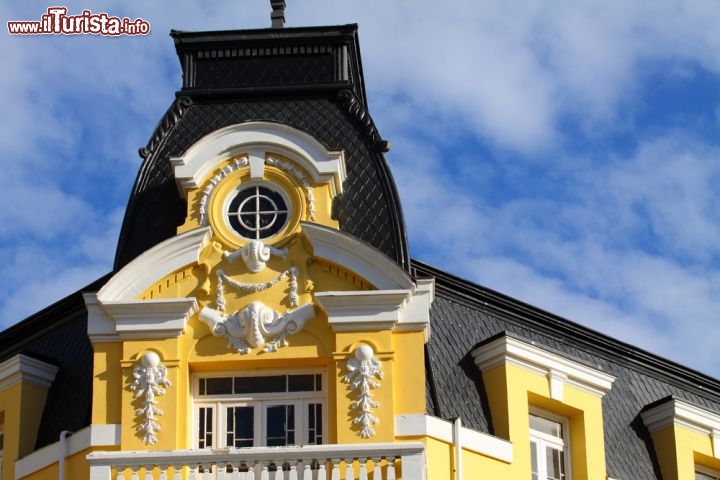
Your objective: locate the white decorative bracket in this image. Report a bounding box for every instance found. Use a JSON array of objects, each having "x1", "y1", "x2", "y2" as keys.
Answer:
[
  {"x1": 223, "y1": 240, "x2": 288, "y2": 273},
  {"x1": 344, "y1": 344, "x2": 383, "y2": 438},
  {"x1": 200, "y1": 302, "x2": 314, "y2": 354},
  {"x1": 130, "y1": 352, "x2": 171, "y2": 445}
]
